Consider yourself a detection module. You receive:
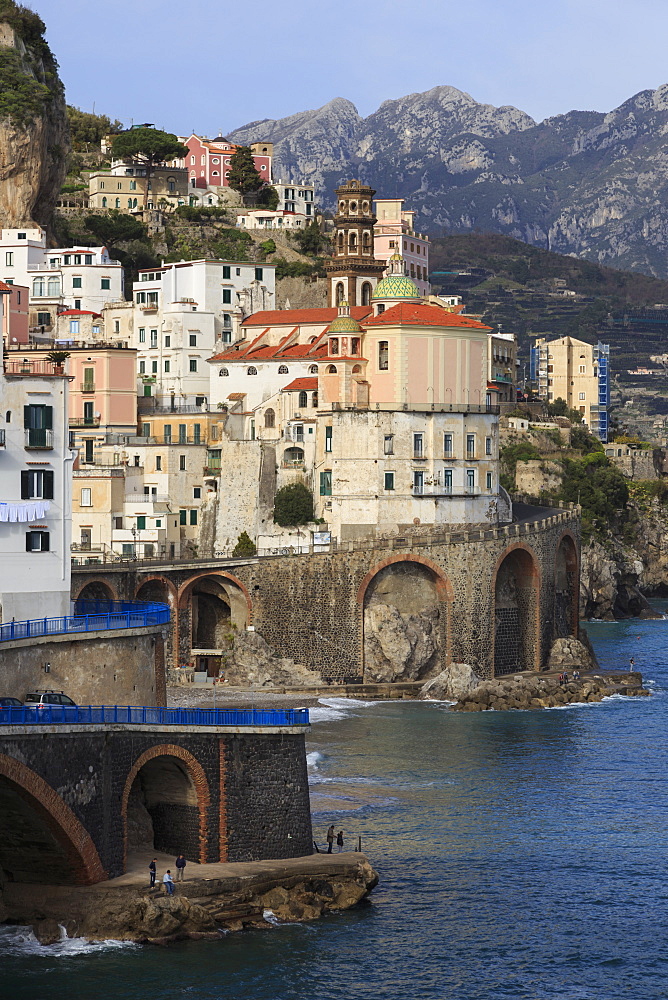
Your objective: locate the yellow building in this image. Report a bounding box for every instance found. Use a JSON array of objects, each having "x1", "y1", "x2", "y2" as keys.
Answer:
[
  {"x1": 533, "y1": 335, "x2": 610, "y2": 439},
  {"x1": 88, "y1": 166, "x2": 188, "y2": 212}
]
